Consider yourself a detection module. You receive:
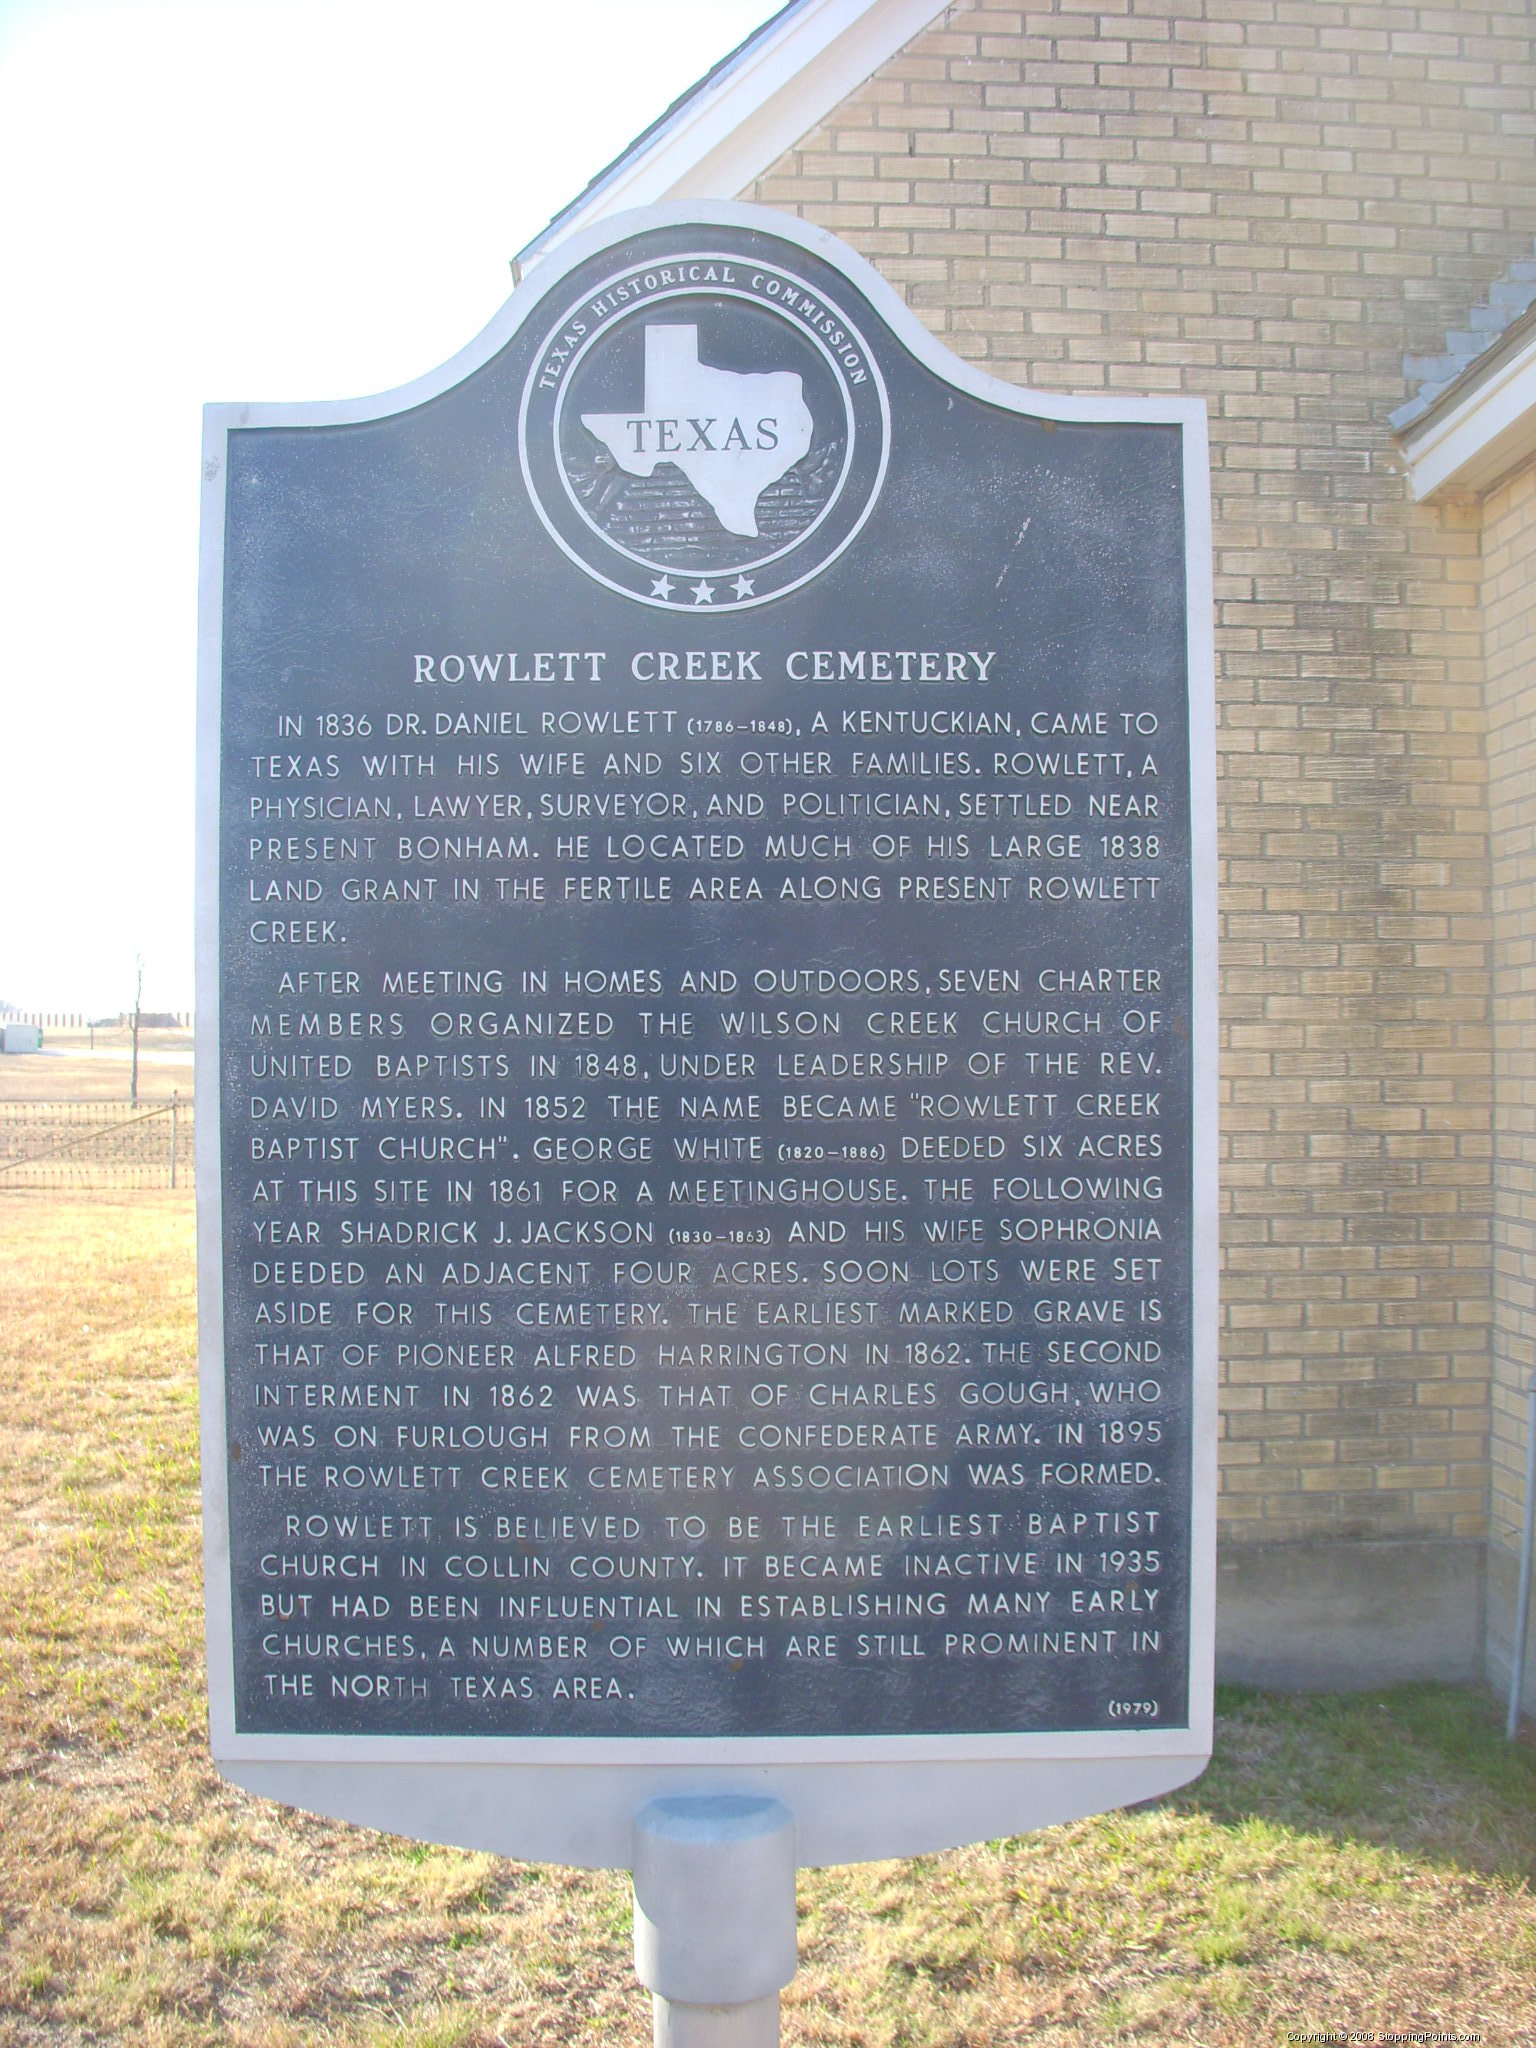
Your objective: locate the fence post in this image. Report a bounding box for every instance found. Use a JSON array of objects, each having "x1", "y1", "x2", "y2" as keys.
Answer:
[{"x1": 171, "y1": 1093, "x2": 179, "y2": 1191}]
